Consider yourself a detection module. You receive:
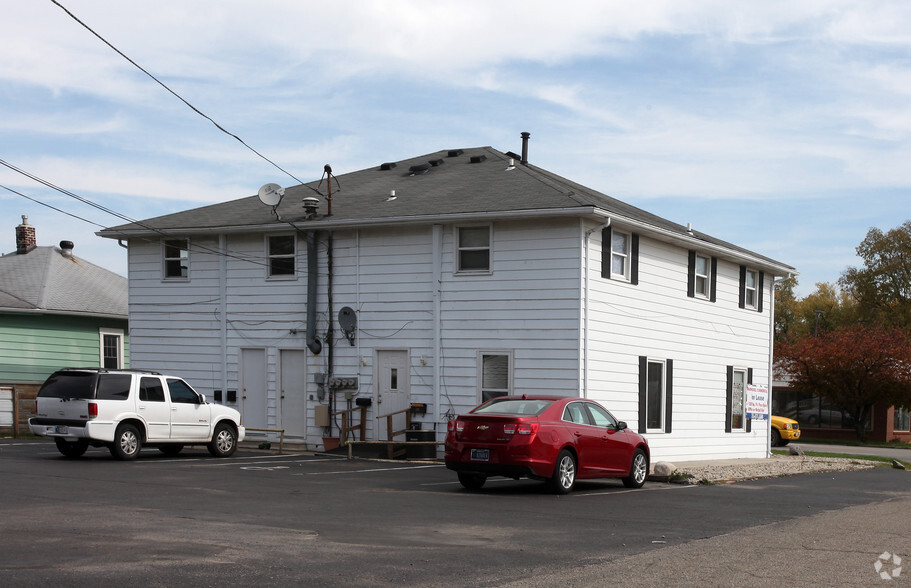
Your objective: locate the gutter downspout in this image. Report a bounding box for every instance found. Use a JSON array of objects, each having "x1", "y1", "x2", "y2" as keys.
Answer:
[
  {"x1": 583, "y1": 218, "x2": 611, "y2": 399},
  {"x1": 432, "y1": 225, "x2": 442, "y2": 426},
  {"x1": 307, "y1": 232, "x2": 322, "y2": 355},
  {"x1": 219, "y1": 234, "x2": 228, "y2": 401}
]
